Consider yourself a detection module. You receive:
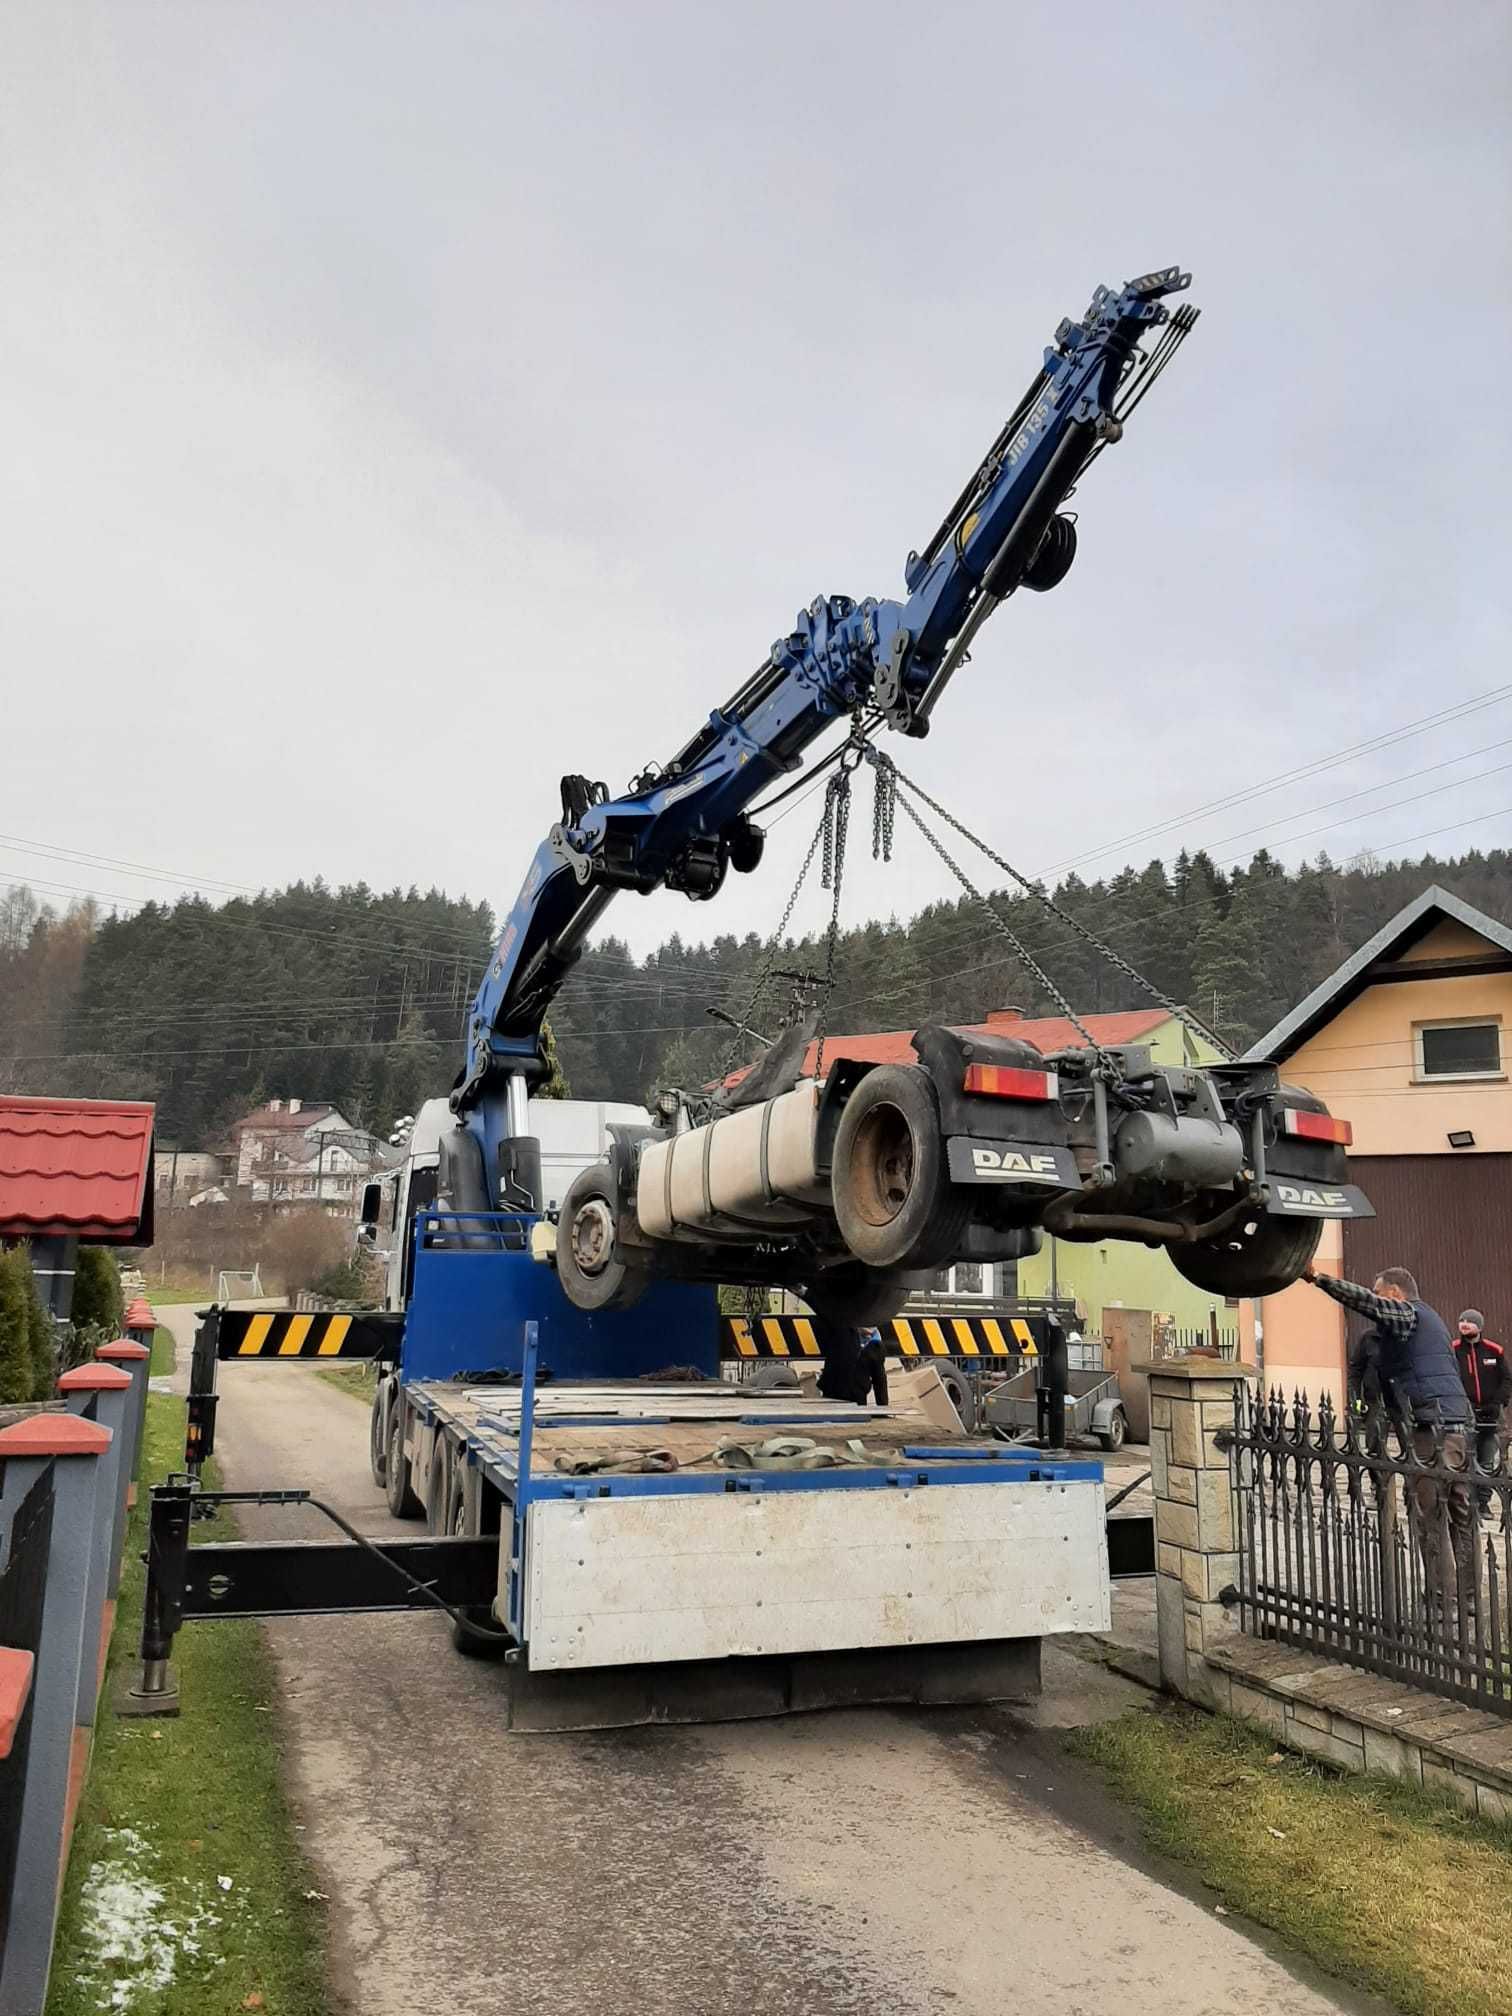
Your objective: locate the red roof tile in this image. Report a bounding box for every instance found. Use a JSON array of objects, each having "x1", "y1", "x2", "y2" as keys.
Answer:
[
  {"x1": 0, "y1": 1096, "x2": 155, "y2": 1240},
  {"x1": 722, "y1": 1008, "x2": 1173, "y2": 1087}
]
